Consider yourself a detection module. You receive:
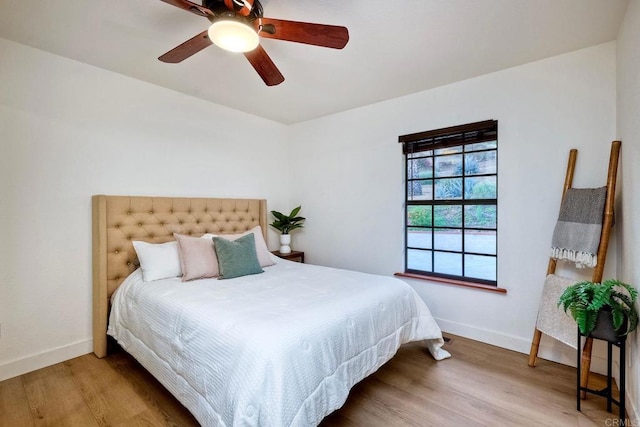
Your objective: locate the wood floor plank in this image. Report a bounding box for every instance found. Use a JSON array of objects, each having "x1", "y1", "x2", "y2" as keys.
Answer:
[
  {"x1": 394, "y1": 341, "x2": 607, "y2": 426},
  {"x1": 22, "y1": 363, "x2": 100, "y2": 427},
  {"x1": 112, "y1": 409, "x2": 169, "y2": 427},
  {"x1": 105, "y1": 351, "x2": 198, "y2": 426},
  {"x1": 0, "y1": 376, "x2": 34, "y2": 426},
  {"x1": 361, "y1": 376, "x2": 482, "y2": 426},
  {"x1": 373, "y1": 360, "x2": 538, "y2": 426},
  {"x1": 64, "y1": 354, "x2": 147, "y2": 426}
]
